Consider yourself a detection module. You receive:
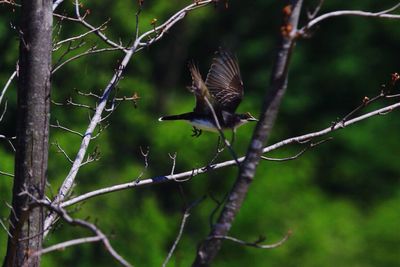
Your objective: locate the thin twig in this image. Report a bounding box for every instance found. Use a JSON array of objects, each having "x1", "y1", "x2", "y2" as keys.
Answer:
[
  {"x1": 0, "y1": 0, "x2": 20, "y2": 7},
  {"x1": 50, "y1": 120, "x2": 84, "y2": 138},
  {"x1": 74, "y1": 0, "x2": 128, "y2": 51},
  {"x1": 0, "y1": 170, "x2": 15, "y2": 178},
  {"x1": 302, "y1": 2, "x2": 400, "y2": 32},
  {"x1": 208, "y1": 230, "x2": 291, "y2": 249},
  {"x1": 60, "y1": 100, "x2": 400, "y2": 208},
  {"x1": 52, "y1": 47, "x2": 121, "y2": 74},
  {"x1": 54, "y1": 19, "x2": 110, "y2": 48},
  {"x1": 168, "y1": 152, "x2": 177, "y2": 175},
  {"x1": 0, "y1": 218, "x2": 13, "y2": 237},
  {"x1": 34, "y1": 236, "x2": 102, "y2": 255},
  {"x1": 0, "y1": 100, "x2": 8, "y2": 122},
  {"x1": 53, "y1": 0, "x2": 65, "y2": 10},
  {"x1": 52, "y1": 142, "x2": 74, "y2": 164},
  {"x1": 44, "y1": 0, "x2": 215, "y2": 236},
  {"x1": 24, "y1": 195, "x2": 132, "y2": 267},
  {"x1": 307, "y1": 0, "x2": 325, "y2": 19},
  {"x1": 162, "y1": 197, "x2": 205, "y2": 267},
  {"x1": 0, "y1": 70, "x2": 16, "y2": 107},
  {"x1": 261, "y1": 137, "x2": 332, "y2": 161}
]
